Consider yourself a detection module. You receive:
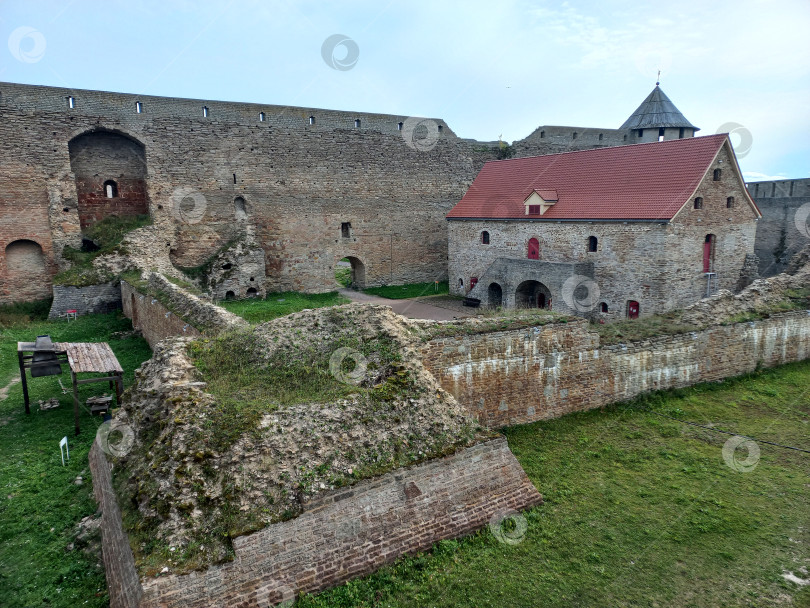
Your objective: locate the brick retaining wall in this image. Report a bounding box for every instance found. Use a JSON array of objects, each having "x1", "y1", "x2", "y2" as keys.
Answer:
[
  {"x1": 91, "y1": 437, "x2": 542, "y2": 607},
  {"x1": 121, "y1": 281, "x2": 202, "y2": 348},
  {"x1": 421, "y1": 311, "x2": 810, "y2": 428},
  {"x1": 48, "y1": 281, "x2": 122, "y2": 319}
]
